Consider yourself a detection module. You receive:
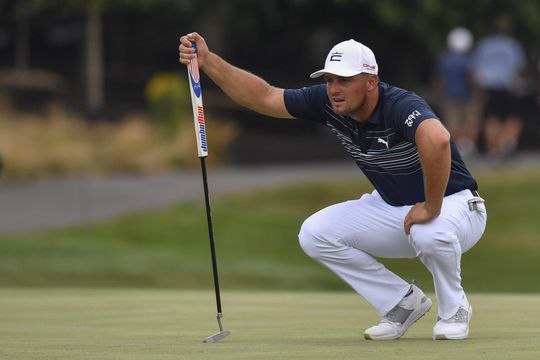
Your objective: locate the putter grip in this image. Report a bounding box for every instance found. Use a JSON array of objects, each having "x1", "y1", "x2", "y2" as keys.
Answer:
[{"x1": 187, "y1": 41, "x2": 208, "y2": 158}]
